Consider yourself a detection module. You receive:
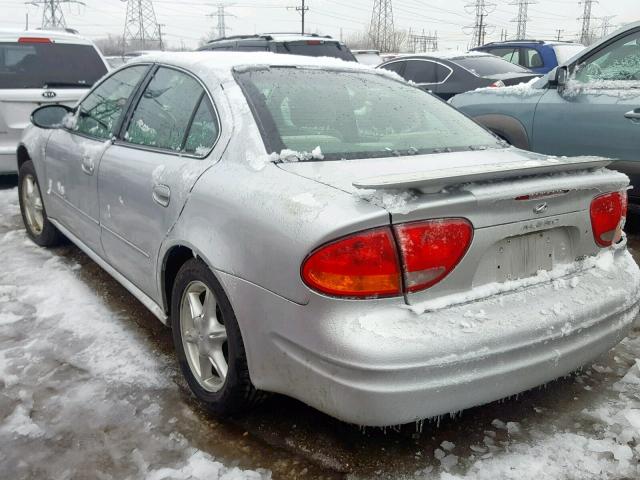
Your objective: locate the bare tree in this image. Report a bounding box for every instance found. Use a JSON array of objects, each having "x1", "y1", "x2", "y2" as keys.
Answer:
[{"x1": 93, "y1": 34, "x2": 126, "y2": 56}]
